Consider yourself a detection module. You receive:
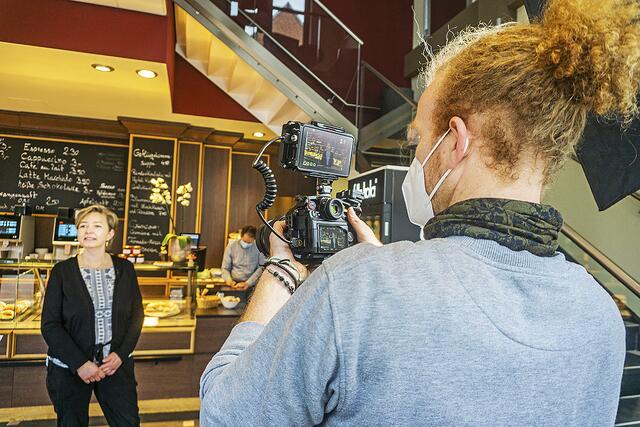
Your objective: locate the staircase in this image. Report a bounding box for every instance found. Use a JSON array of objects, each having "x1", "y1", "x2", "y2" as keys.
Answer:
[
  {"x1": 173, "y1": 0, "x2": 417, "y2": 169},
  {"x1": 174, "y1": 0, "x2": 355, "y2": 136}
]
